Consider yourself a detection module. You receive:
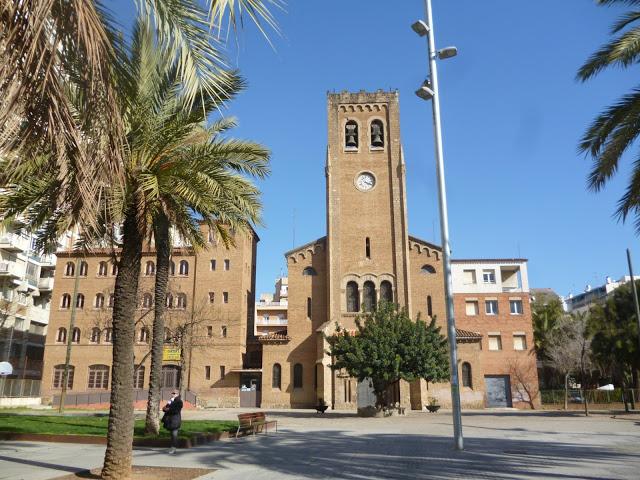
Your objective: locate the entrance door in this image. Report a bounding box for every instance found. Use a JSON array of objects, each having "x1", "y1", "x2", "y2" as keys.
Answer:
[
  {"x1": 485, "y1": 375, "x2": 512, "y2": 407},
  {"x1": 239, "y1": 373, "x2": 261, "y2": 407},
  {"x1": 161, "y1": 365, "x2": 181, "y2": 389}
]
